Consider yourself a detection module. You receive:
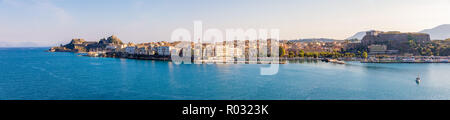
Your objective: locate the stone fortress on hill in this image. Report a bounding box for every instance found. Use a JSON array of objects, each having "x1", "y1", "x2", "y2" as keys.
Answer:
[
  {"x1": 362, "y1": 30, "x2": 430, "y2": 46},
  {"x1": 50, "y1": 35, "x2": 125, "y2": 53},
  {"x1": 358, "y1": 30, "x2": 432, "y2": 55}
]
